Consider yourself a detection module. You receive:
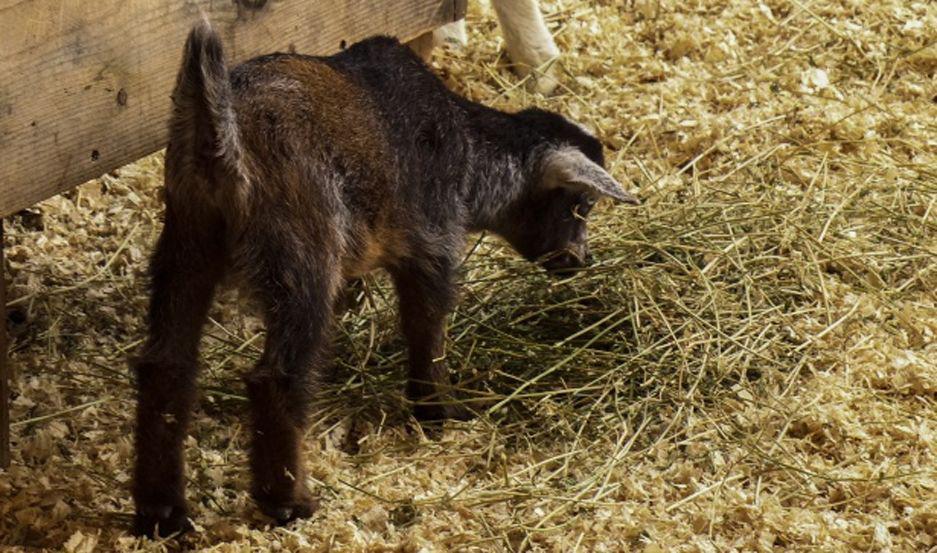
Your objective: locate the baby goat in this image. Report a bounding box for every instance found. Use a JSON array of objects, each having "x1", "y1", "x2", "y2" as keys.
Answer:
[{"x1": 133, "y1": 21, "x2": 637, "y2": 537}]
